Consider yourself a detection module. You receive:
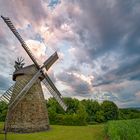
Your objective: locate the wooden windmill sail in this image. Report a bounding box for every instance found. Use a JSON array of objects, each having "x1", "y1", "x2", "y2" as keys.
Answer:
[{"x1": 0, "y1": 16, "x2": 67, "y2": 133}]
